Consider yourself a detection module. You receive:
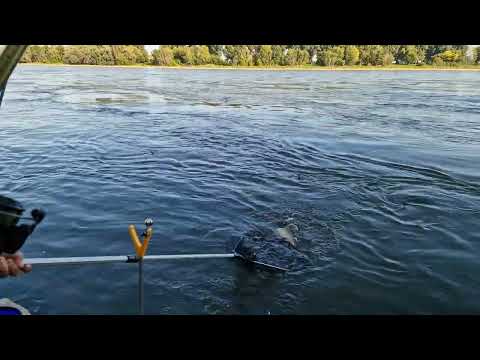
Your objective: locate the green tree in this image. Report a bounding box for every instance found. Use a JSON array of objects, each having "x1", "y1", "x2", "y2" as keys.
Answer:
[
  {"x1": 271, "y1": 45, "x2": 286, "y2": 65},
  {"x1": 438, "y1": 50, "x2": 461, "y2": 64},
  {"x1": 230, "y1": 46, "x2": 253, "y2": 66},
  {"x1": 63, "y1": 46, "x2": 81, "y2": 64},
  {"x1": 288, "y1": 45, "x2": 313, "y2": 62},
  {"x1": 255, "y1": 45, "x2": 273, "y2": 66},
  {"x1": 172, "y1": 46, "x2": 194, "y2": 65},
  {"x1": 300, "y1": 45, "x2": 318, "y2": 63},
  {"x1": 27, "y1": 45, "x2": 48, "y2": 63},
  {"x1": 424, "y1": 45, "x2": 453, "y2": 63},
  {"x1": 384, "y1": 45, "x2": 401, "y2": 59},
  {"x1": 283, "y1": 48, "x2": 309, "y2": 66},
  {"x1": 344, "y1": 46, "x2": 360, "y2": 65},
  {"x1": 151, "y1": 47, "x2": 175, "y2": 66},
  {"x1": 207, "y1": 45, "x2": 223, "y2": 57},
  {"x1": 452, "y1": 45, "x2": 468, "y2": 63},
  {"x1": 63, "y1": 45, "x2": 115, "y2": 65},
  {"x1": 317, "y1": 47, "x2": 345, "y2": 66},
  {"x1": 31, "y1": 45, "x2": 64, "y2": 63},
  {"x1": 207, "y1": 45, "x2": 225, "y2": 64},
  {"x1": 396, "y1": 45, "x2": 425, "y2": 64},
  {"x1": 111, "y1": 45, "x2": 139, "y2": 65},
  {"x1": 98, "y1": 46, "x2": 116, "y2": 65},
  {"x1": 425, "y1": 45, "x2": 440, "y2": 63},
  {"x1": 191, "y1": 46, "x2": 211, "y2": 65},
  {"x1": 63, "y1": 46, "x2": 93, "y2": 64},
  {"x1": 297, "y1": 49, "x2": 310, "y2": 65},
  {"x1": 432, "y1": 55, "x2": 445, "y2": 66},
  {"x1": 53, "y1": 46, "x2": 65, "y2": 63},
  {"x1": 283, "y1": 48, "x2": 296, "y2": 66},
  {"x1": 223, "y1": 45, "x2": 235, "y2": 64},
  {"x1": 383, "y1": 52, "x2": 394, "y2": 66},
  {"x1": 132, "y1": 45, "x2": 149, "y2": 64},
  {"x1": 18, "y1": 44, "x2": 476, "y2": 68},
  {"x1": 20, "y1": 47, "x2": 33, "y2": 63},
  {"x1": 359, "y1": 45, "x2": 385, "y2": 66},
  {"x1": 78, "y1": 46, "x2": 95, "y2": 64},
  {"x1": 246, "y1": 45, "x2": 259, "y2": 57}
]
